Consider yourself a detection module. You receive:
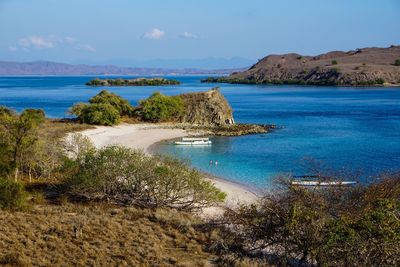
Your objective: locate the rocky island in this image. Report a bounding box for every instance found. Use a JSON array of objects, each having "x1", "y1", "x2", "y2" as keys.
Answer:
[
  {"x1": 86, "y1": 77, "x2": 180, "y2": 86},
  {"x1": 70, "y1": 88, "x2": 274, "y2": 135},
  {"x1": 203, "y1": 45, "x2": 400, "y2": 86}
]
